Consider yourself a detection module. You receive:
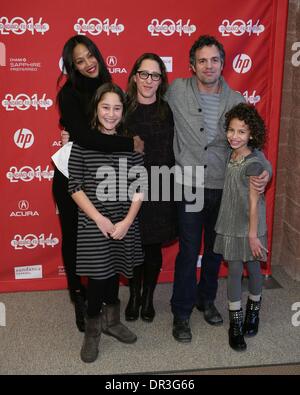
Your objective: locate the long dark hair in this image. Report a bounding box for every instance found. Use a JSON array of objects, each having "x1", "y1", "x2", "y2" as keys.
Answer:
[
  {"x1": 126, "y1": 53, "x2": 169, "y2": 121},
  {"x1": 57, "y1": 35, "x2": 111, "y2": 89},
  {"x1": 56, "y1": 35, "x2": 112, "y2": 120},
  {"x1": 90, "y1": 82, "x2": 126, "y2": 134}
]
